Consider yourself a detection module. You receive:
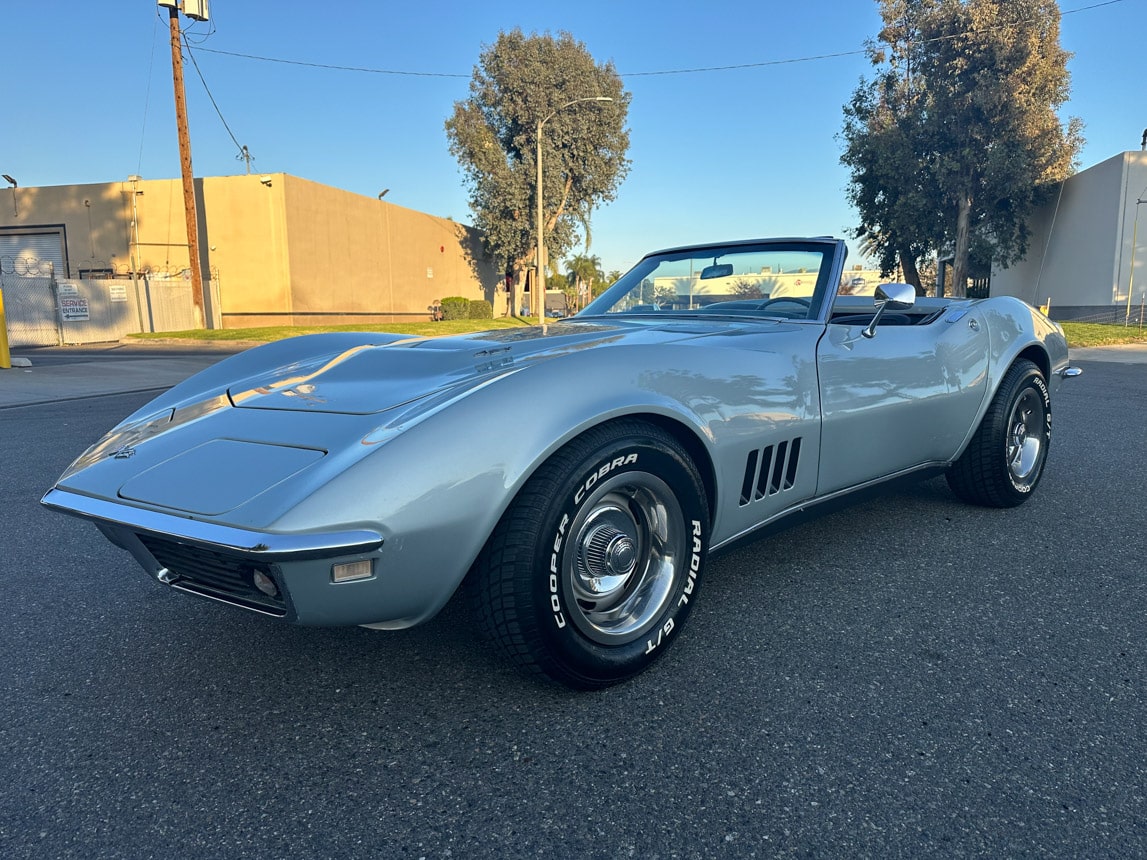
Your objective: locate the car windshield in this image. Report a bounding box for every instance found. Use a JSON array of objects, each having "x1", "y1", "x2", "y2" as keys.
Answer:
[{"x1": 581, "y1": 241, "x2": 834, "y2": 321}]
